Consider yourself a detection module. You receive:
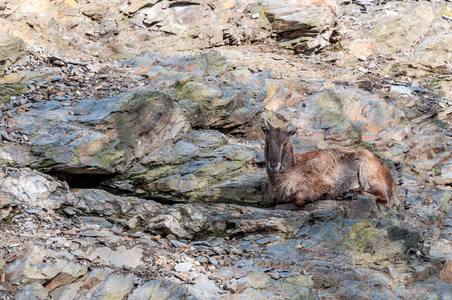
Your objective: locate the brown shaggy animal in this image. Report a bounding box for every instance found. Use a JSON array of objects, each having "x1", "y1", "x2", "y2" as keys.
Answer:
[{"x1": 262, "y1": 123, "x2": 398, "y2": 209}]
